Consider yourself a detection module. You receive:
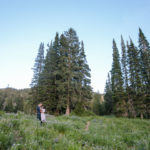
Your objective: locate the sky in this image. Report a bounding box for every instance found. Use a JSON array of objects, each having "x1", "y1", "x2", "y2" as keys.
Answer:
[{"x1": 0, "y1": 0, "x2": 150, "y2": 93}]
